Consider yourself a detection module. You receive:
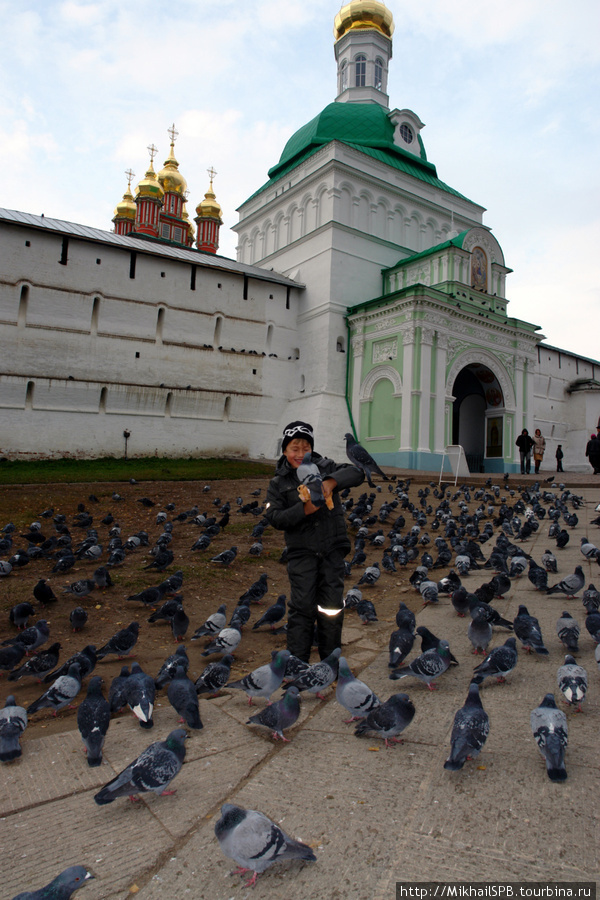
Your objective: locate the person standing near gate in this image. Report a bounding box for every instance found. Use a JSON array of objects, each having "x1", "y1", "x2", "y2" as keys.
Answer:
[
  {"x1": 533, "y1": 428, "x2": 546, "y2": 475},
  {"x1": 516, "y1": 428, "x2": 534, "y2": 475}
]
